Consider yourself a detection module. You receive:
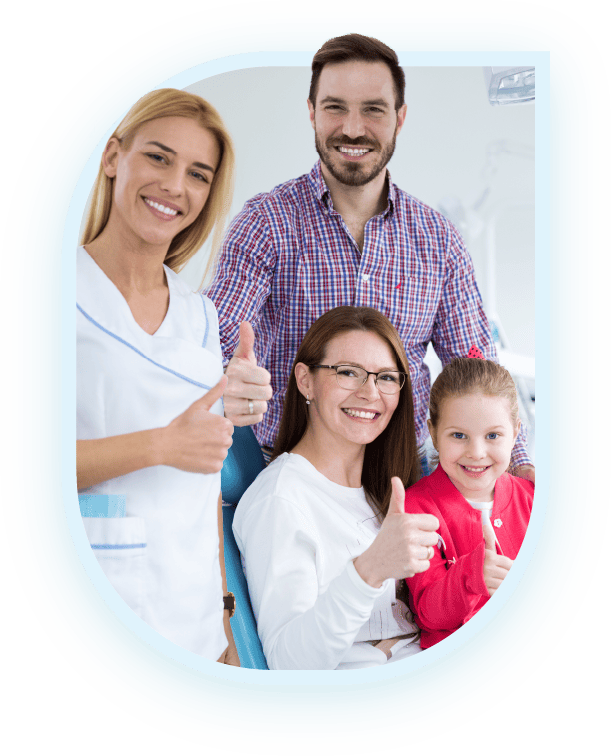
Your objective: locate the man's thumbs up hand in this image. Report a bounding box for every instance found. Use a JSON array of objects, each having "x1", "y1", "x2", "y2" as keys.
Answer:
[
  {"x1": 233, "y1": 322, "x2": 257, "y2": 364},
  {"x1": 224, "y1": 322, "x2": 272, "y2": 427}
]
